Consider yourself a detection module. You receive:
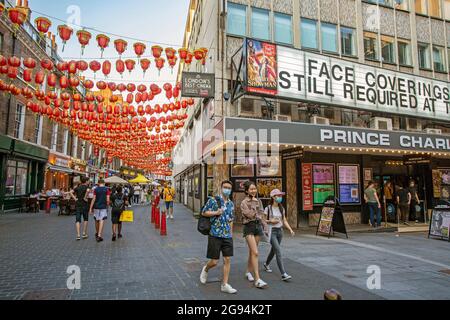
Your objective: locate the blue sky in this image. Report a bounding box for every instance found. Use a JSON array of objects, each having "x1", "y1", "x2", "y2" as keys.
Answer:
[{"x1": 28, "y1": 0, "x2": 190, "y2": 93}]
